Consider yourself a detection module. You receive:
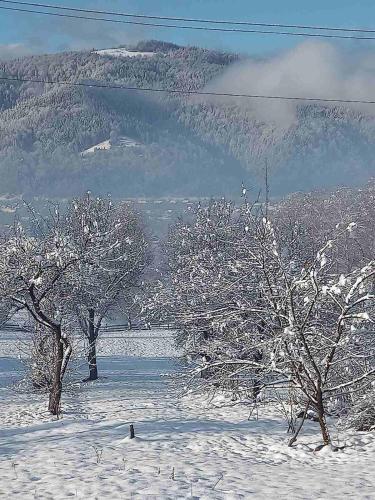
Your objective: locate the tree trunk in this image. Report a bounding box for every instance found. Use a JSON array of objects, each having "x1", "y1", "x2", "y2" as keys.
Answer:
[
  {"x1": 60, "y1": 337, "x2": 72, "y2": 382},
  {"x1": 48, "y1": 327, "x2": 64, "y2": 416},
  {"x1": 316, "y1": 389, "x2": 331, "y2": 445},
  {"x1": 288, "y1": 401, "x2": 309, "y2": 447},
  {"x1": 87, "y1": 308, "x2": 98, "y2": 381},
  {"x1": 252, "y1": 350, "x2": 263, "y2": 401}
]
